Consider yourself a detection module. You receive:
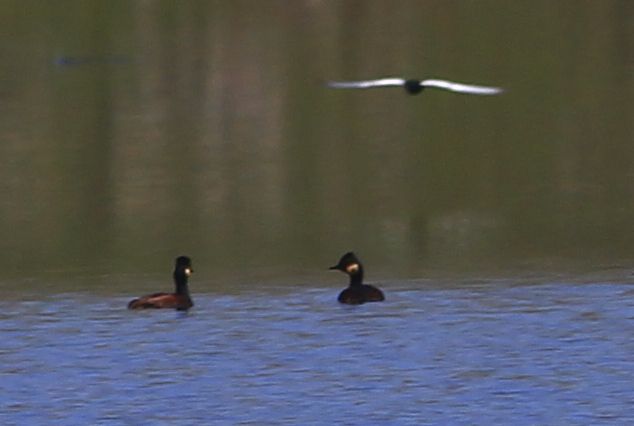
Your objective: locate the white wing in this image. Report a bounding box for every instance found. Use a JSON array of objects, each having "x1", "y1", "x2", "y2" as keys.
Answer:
[
  {"x1": 327, "y1": 78, "x2": 406, "y2": 89},
  {"x1": 420, "y1": 79, "x2": 503, "y2": 95}
]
